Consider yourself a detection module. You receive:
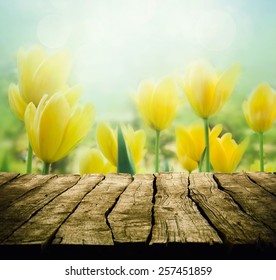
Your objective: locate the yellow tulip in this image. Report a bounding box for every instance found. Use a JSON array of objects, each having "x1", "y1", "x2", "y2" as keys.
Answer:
[
  {"x1": 24, "y1": 92, "x2": 94, "y2": 167},
  {"x1": 18, "y1": 46, "x2": 71, "y2": 105},
  {"x1": 243, "y1": 83, "x2": 276, "y2": 133},
  {"x1": 8, "y1": 46, "x2": 71, "y2": 120},
  {"x1": 79, "y1": 148, "x2": 116, "y2": 175},
  {"x1": 135, "y1": 75, "x2": 179, "y2": 172},
  {"x1": 135, "y1": 76, "x2": 179, "y2": 131},
  {"x1": 243, "y1": 83, "x2": 276, "y2": 172},
  {"x1": 96, "y1": 123, "x2": 146, "y2": 171},
  {"x1": 176, "y1": 123, "x2": 222, "y2": 172},
  {"x1": 184, "y1": 60, "x2": 241, "y2": 119},
  {"x1": 210, "y1": 133, "x2": 248, "y2": 173},
  {"x1": 183, "y1": 60, "x2": 240, "y2": 172}
]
